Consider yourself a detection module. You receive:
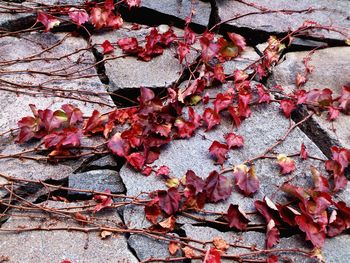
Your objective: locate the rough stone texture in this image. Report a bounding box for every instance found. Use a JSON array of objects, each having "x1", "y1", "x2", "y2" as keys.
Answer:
[
  {"x1": 223, "y1": 47, "x2": 260, "y2": 74},
  {"x1": 0, "y1": 32, "x2": 114, "y2": 194},
  {"x1": 120, "y1": 92, "x2": 326, "y2": 216},
  {"x1": 139, "y1": 0, "x2": 211, "y2": 27},
  {"x1": 0, "y1": 201, "x2": 138, "y2": 263},
  {"x1": 183, "y1": 224, "x2": 350, "y2": 262},
  {"x1": 268, "y1": 47, "x2": 350, "y2": 154},
  {"x1": 216, "y1": 0, "x2": 350, "y2": 41},
  {"x1": 0, "y1": 32, "x2": 114, "y2": 130},
  {"x1": 69, "y1": 170, "x2": 125, "y2": 195},
  {"x1": 91, "y1": 23, "x2": 200, "y2": 91},
  {"x1": 128, "y1": 233, "x2": 181, "y2": 261}
]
